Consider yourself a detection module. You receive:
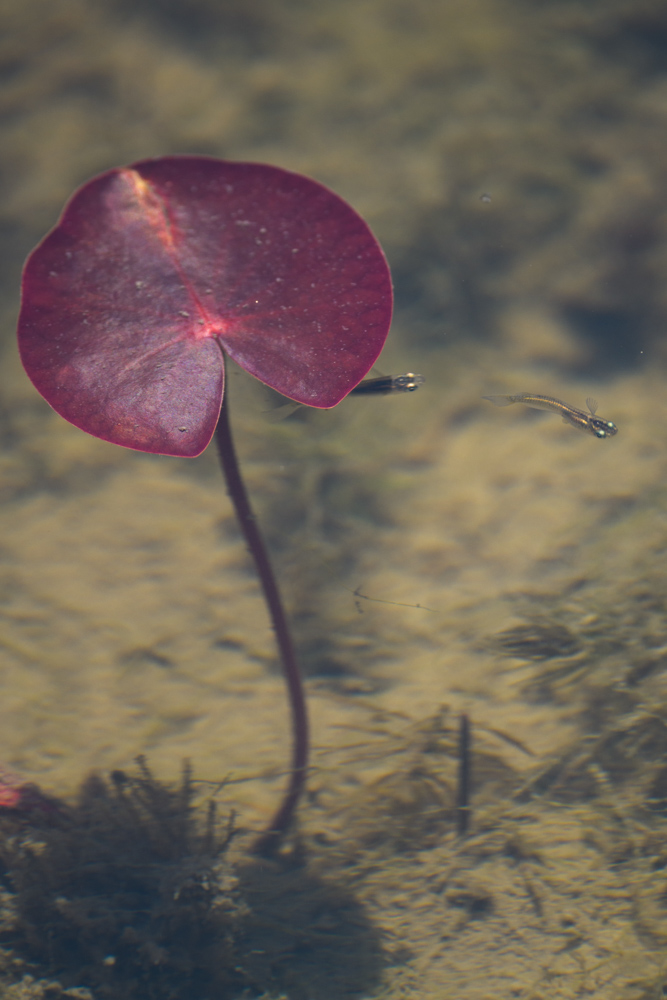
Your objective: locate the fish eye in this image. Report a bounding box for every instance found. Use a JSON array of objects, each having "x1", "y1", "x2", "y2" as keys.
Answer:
[{"x1": 595, "y1": 428, "x2": 606, "y2": 438}]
